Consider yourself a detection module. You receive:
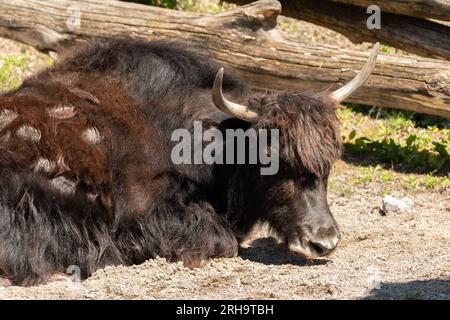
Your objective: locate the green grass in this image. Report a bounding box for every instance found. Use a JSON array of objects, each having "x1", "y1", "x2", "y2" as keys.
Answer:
[
  {"x1": 0, "y1": 45, "x2": 52, "y2": 93},
  {"x1": 123, "y1": 0, "x2": 177, "y2": 8},
  {"x1": 339, "y1": 104, "x2": 450, "y2": 175},
  {"x1": 177, "y1": 0, "x2": 234, "y2": 13},
  {"x1": 329, "y1": 165, "x2": 449, "y2": 194},
  {"x1": 402, "y1": 176, "x2": 418, "y2": 190},
  {"x1": 421, "y1": 174, "x2": 450, "y2": 190},
  {"x1": 378, "y1": 171, "x2": 395, "y2": 183},
  {"x1": 0, "y1": 55, "x2": 27, "y2": 91},
  {"x1": 358, "y1": 166, "x2": 377, "y2": 183},
  {"x1": 327, "y1": 179, "x2": 356, "y2": 197},
  {"x1": 379, "y1": 43, "x2": 411, "y2": 56},
  {"x1": 337, "y1": 104, "x2": 450, "y2": 192},
  {"x1": 0, "y1": 44, "x2": 51, "y2": 92},
  {"x1": 379, "y1": 44, "x2": 396, "y2": 54},
  {"x1": 356, "y1": 166, "x2": 397, "y2": 185},
  {"x1": 132, "y1": 0, "x2": 234, "y2": 12}
]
